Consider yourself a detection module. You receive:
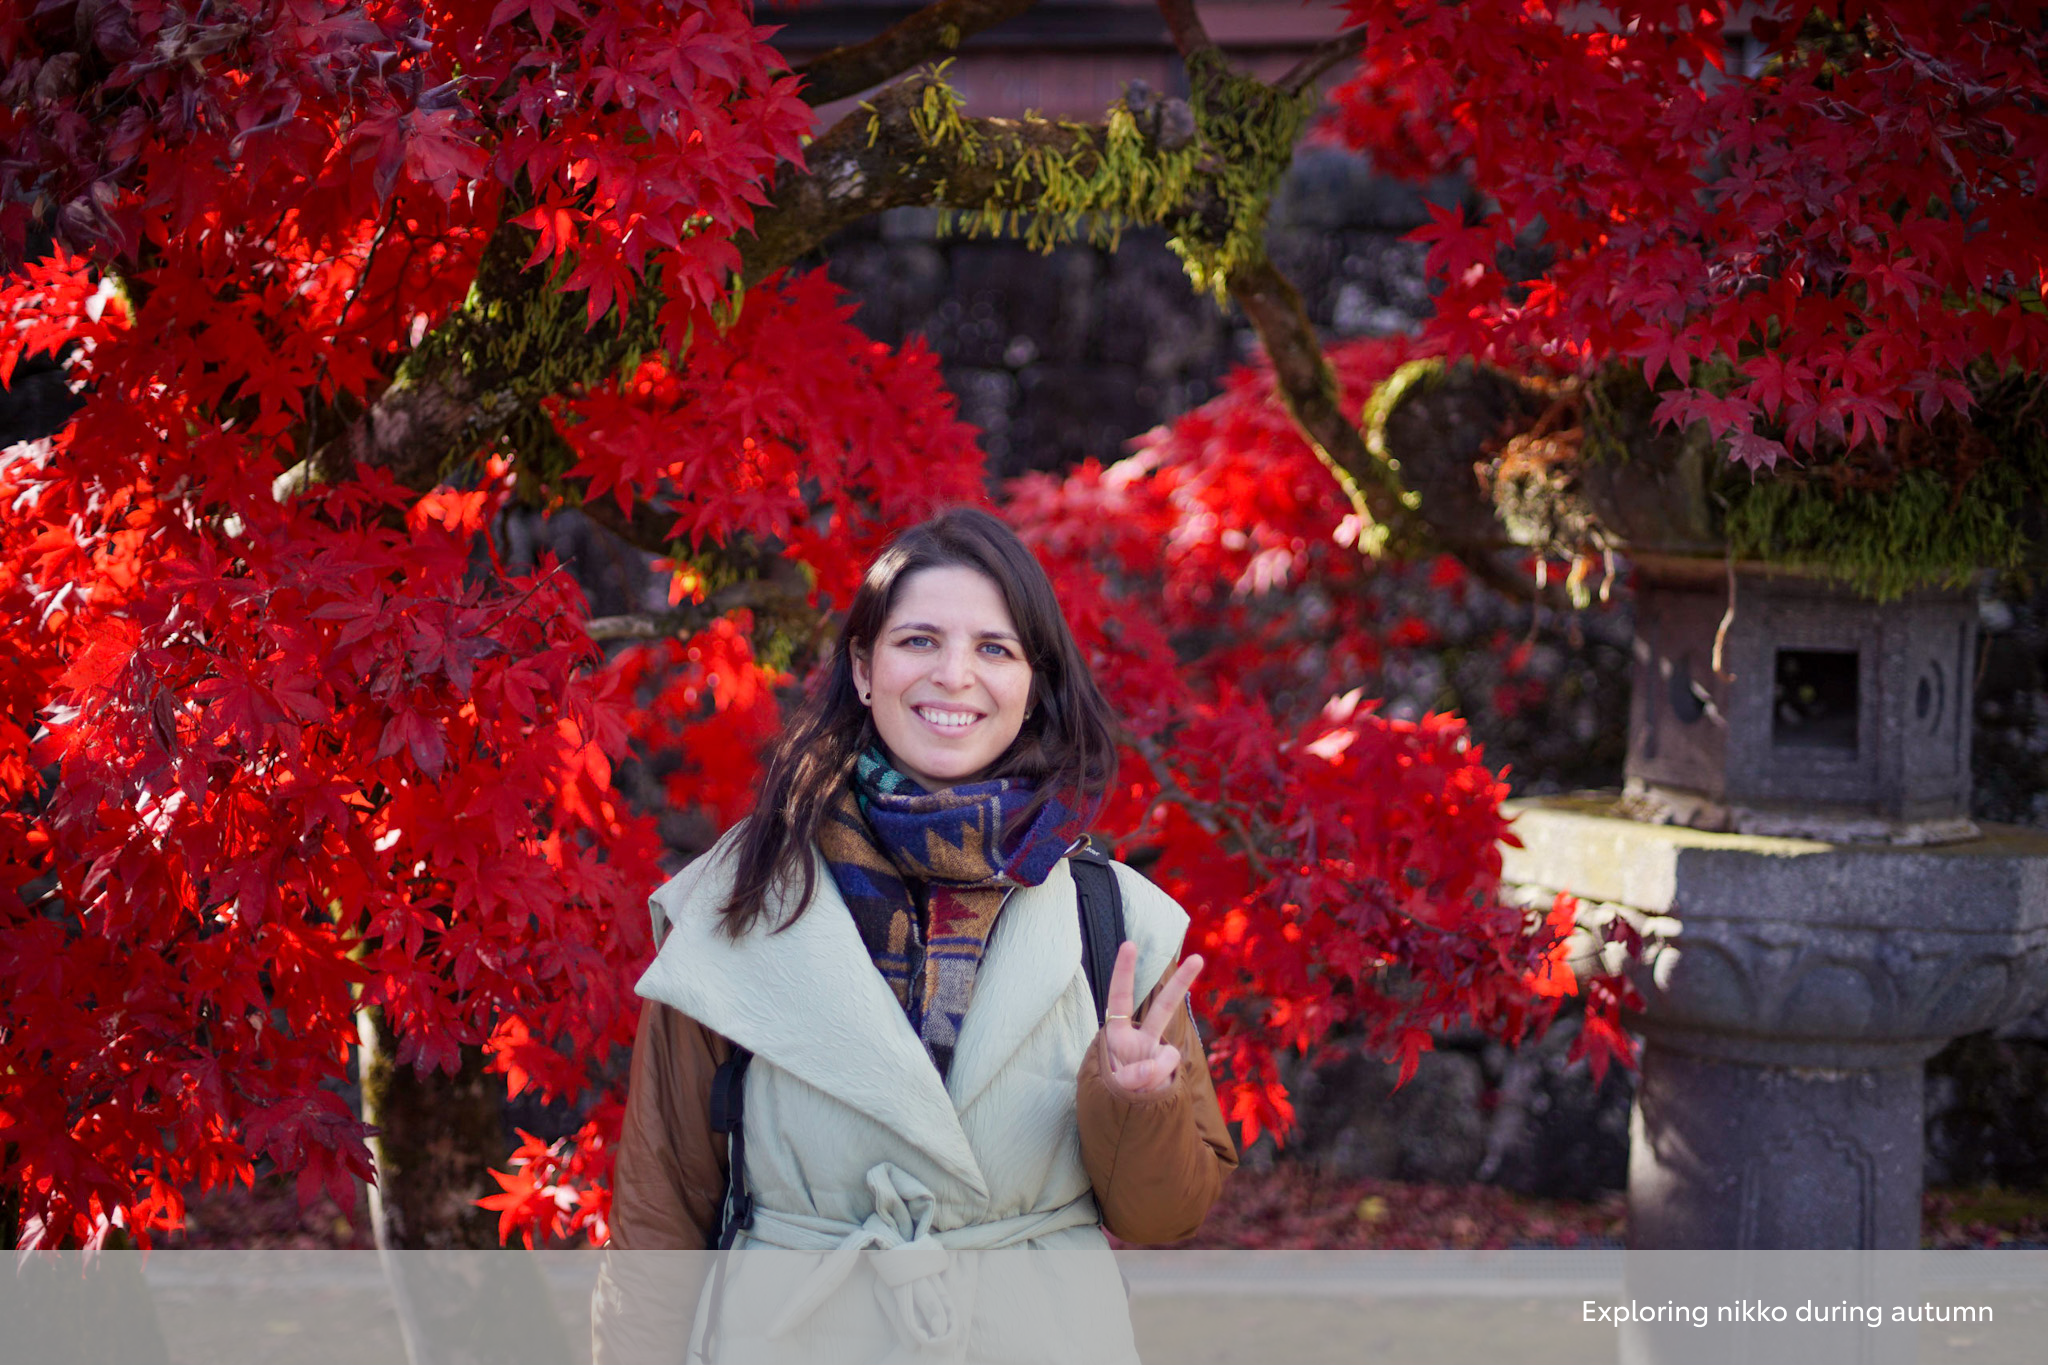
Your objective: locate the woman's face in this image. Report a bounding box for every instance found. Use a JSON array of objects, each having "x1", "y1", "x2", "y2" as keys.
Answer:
[{"x1": 852, "y1": 564, "x2": 1035, "y2": 791}]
